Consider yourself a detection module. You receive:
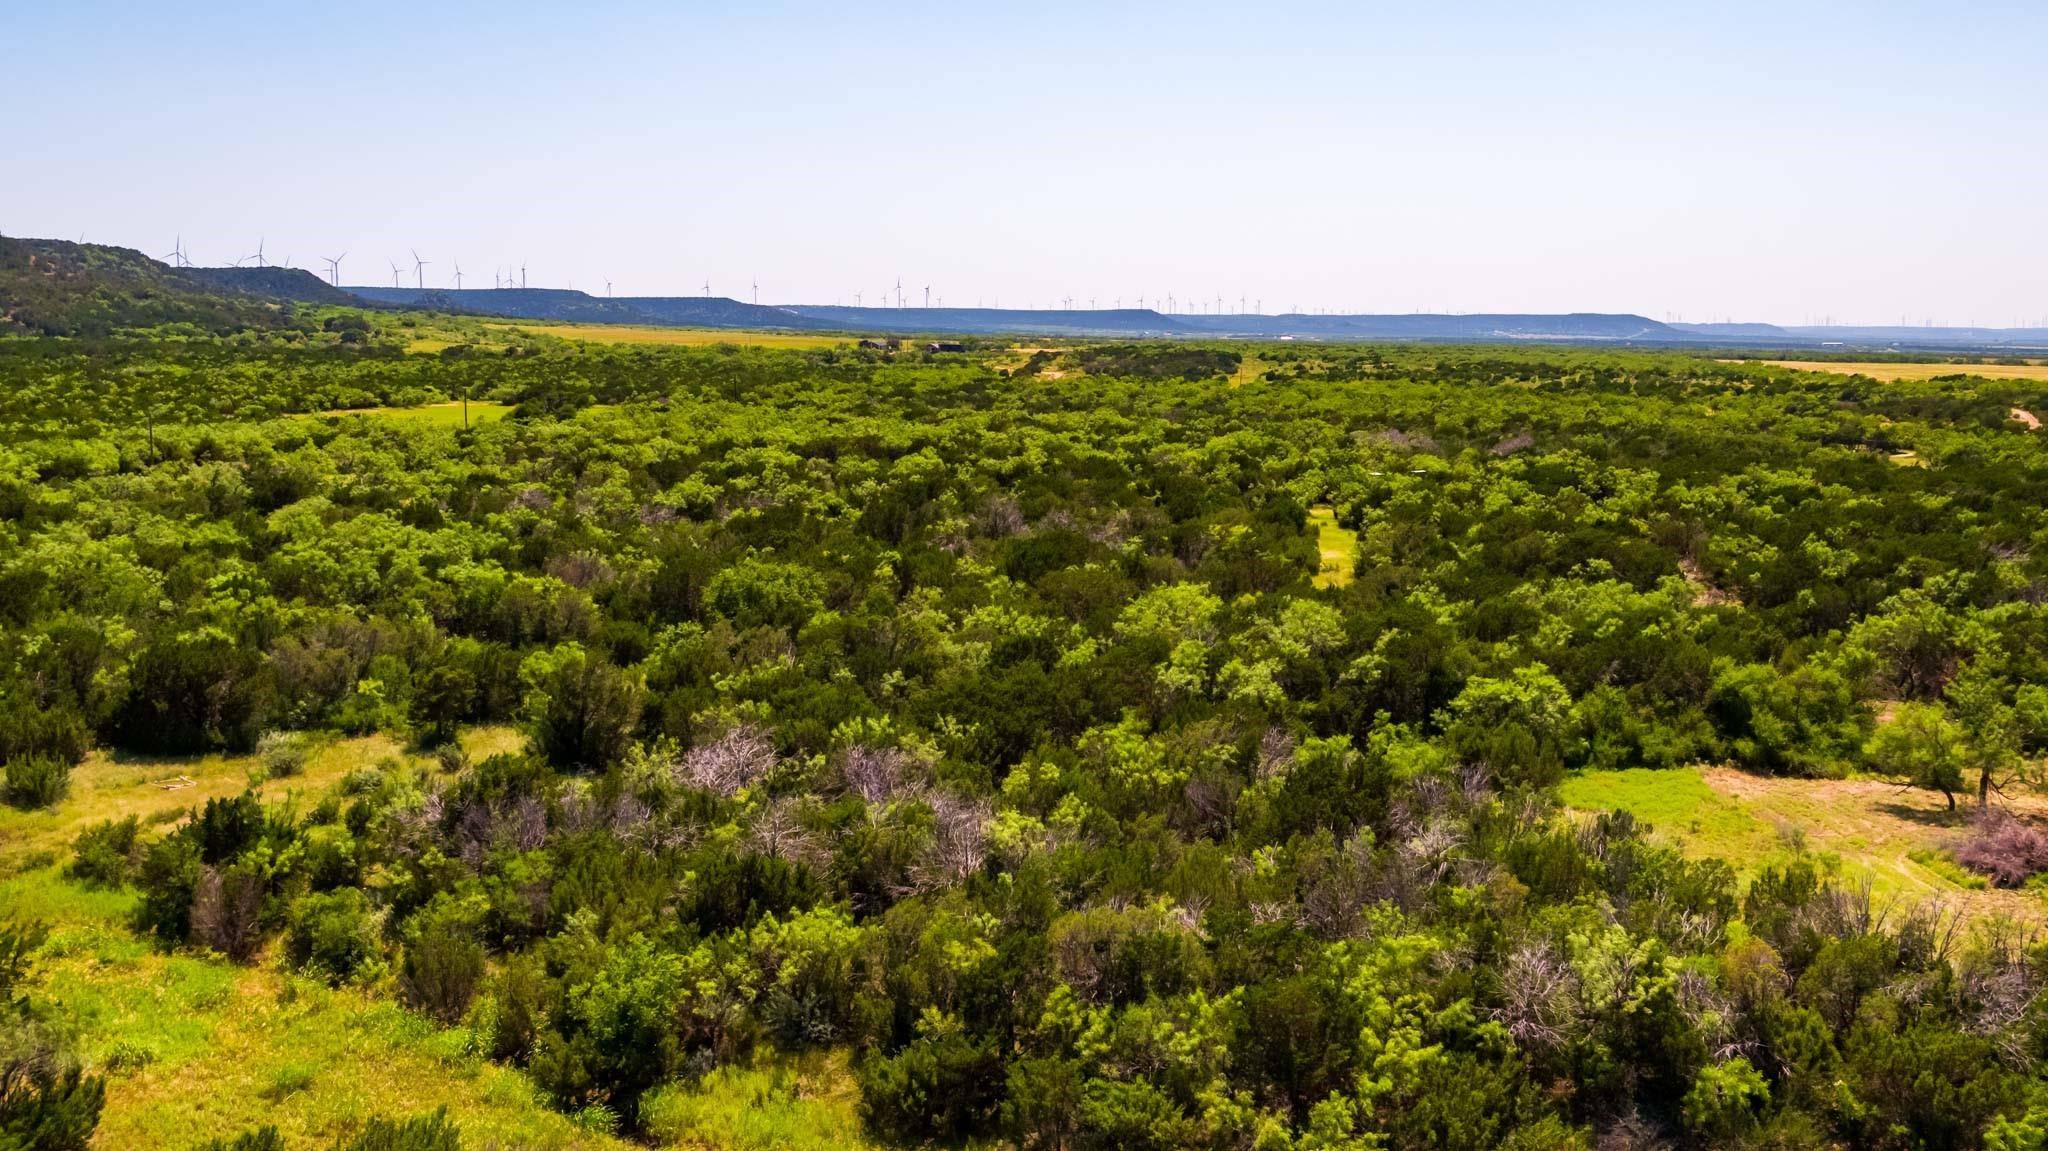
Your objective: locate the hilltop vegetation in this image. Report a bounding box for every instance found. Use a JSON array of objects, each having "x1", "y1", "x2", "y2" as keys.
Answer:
[
  {"x1": 0, "y1": 237, "x2": 357, "y2": 339},
  {"x1": 7, "y1": 319, "x2": 2048, "y2": 1149}
]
